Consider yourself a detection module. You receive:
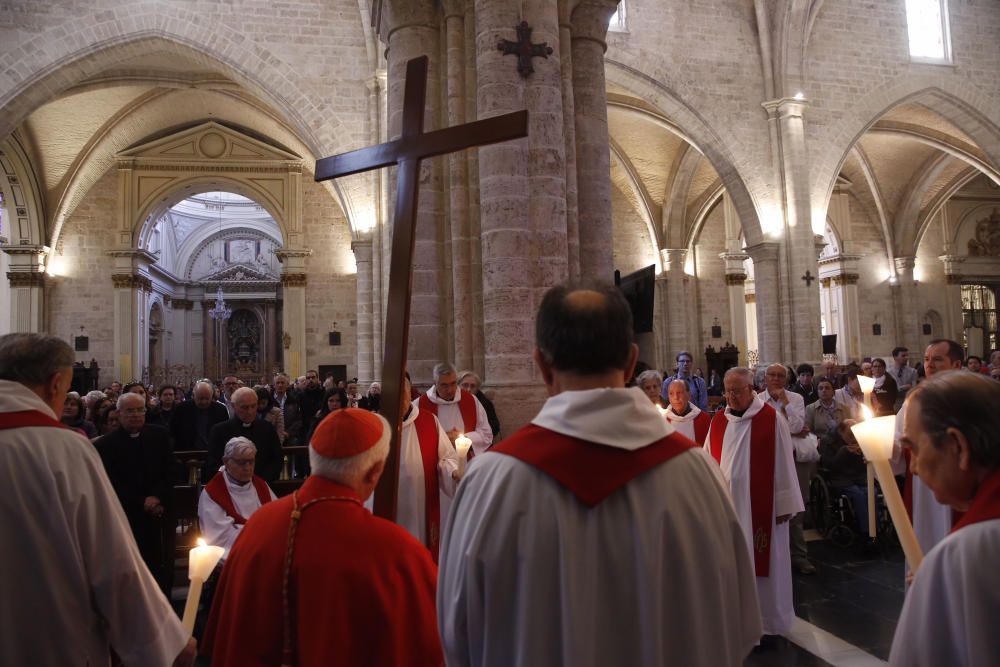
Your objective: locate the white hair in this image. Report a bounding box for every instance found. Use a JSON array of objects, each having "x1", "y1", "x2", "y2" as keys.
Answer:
[
  {"x1": 433, "y1": 362, "x2": 457, "y2": 381},
  {"x1": 724, "y1": 367, "x2": 755, "y2": 384},
  {"x1": 85, "y1": 390, "x2": 106, "y2": 405},
  {"x1": 231, "y1": 386, "x2": 257, "y2": 404},
  {"x1": 116, "y1": 392, "x2": 145, "y2": 411},
  {"x1": 309, "y1": 412, "x2": 392, "y2": 485},
  {"x1": 636, "y1": 369, "x2": 663, "y2": 387},
  {"x1": 223, "y1": 436, "x2": 257, "y2": 461}
]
